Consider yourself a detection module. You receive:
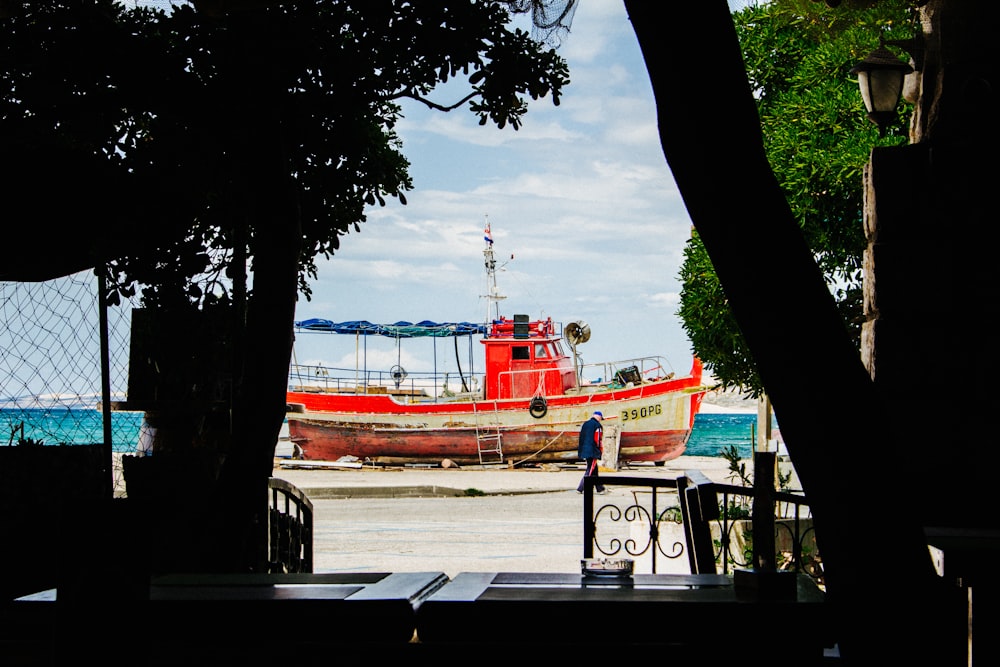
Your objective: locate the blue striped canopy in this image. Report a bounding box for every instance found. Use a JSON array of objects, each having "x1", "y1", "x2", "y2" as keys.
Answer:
[{"x1": 294, "y1": 319, "x2": 488, "y2": 338}]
